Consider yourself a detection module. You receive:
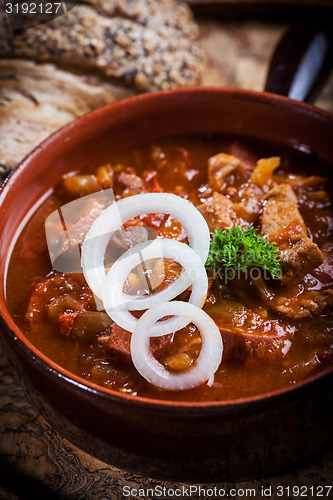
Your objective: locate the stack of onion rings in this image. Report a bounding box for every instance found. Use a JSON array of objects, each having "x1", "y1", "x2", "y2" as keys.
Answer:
[{"x1": 81, "y1": 193, "x2": 223, "y2": 390}]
